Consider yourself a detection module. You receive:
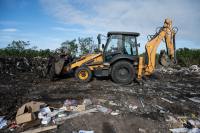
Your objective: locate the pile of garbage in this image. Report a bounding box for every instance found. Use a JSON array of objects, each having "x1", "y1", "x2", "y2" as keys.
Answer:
[
  {"x1": 156, "y1": 65, "x2": 200, "y2": 74},
  {"x1": 0, "y1": 48, "x2": 74, "y2": 79}
]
